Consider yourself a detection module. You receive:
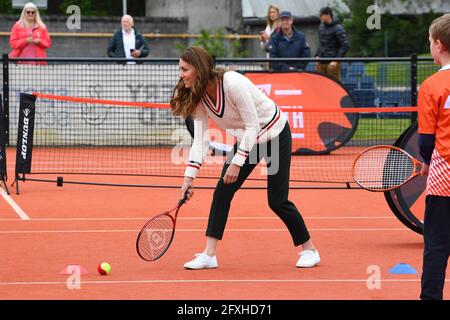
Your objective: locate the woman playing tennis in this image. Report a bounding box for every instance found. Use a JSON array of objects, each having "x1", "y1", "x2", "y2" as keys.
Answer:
[{"x1": 170, "y1": 46, "x2": 320, "y2": 269}]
